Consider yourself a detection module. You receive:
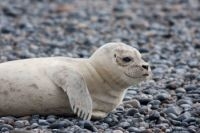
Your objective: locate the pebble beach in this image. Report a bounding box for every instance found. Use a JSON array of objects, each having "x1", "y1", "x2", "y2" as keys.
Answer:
[{"x1": 0, "y1": 0, "x2": 200, "y2": 132}]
